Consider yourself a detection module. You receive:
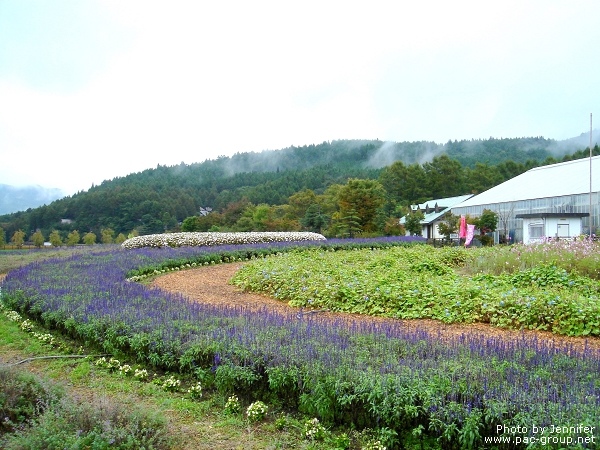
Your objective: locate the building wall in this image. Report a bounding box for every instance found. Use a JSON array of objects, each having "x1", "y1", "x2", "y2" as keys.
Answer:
[
  {"x1": 521, "y1": 217, "x2": 583, "y2": 244},
  {"x1": 431, "y1": 222, "x2": 446, "y2": 240},
  {"x1": 451, "y1": 192, "x2": 599, "y2": 244},
  {"x1": 418, "y1": 221, "x2": 448, "y2": 240}
]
